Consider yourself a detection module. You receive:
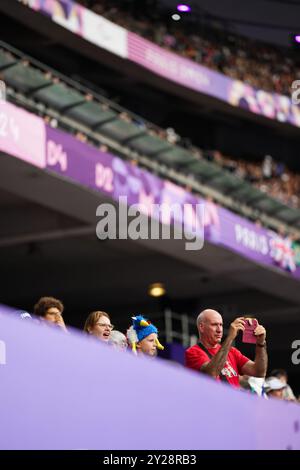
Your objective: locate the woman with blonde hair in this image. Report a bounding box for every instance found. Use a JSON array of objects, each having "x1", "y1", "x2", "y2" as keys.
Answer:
[{"x1": 84, "y1": 311, "x2": 113, "y2": 342}]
